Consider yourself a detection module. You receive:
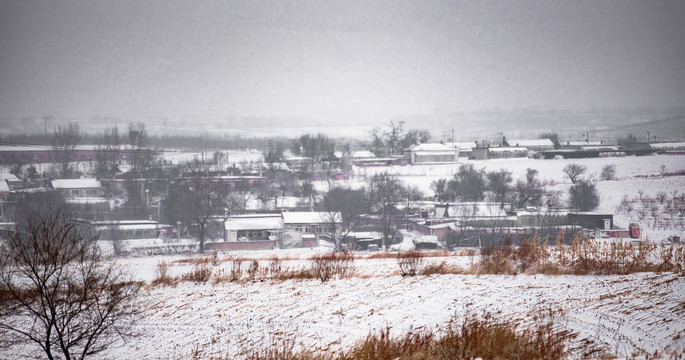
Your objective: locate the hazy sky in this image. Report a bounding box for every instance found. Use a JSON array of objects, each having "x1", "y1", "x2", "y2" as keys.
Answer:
[{"x1": 1, "y1": 0, "x2": 684, "y2": 127}]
